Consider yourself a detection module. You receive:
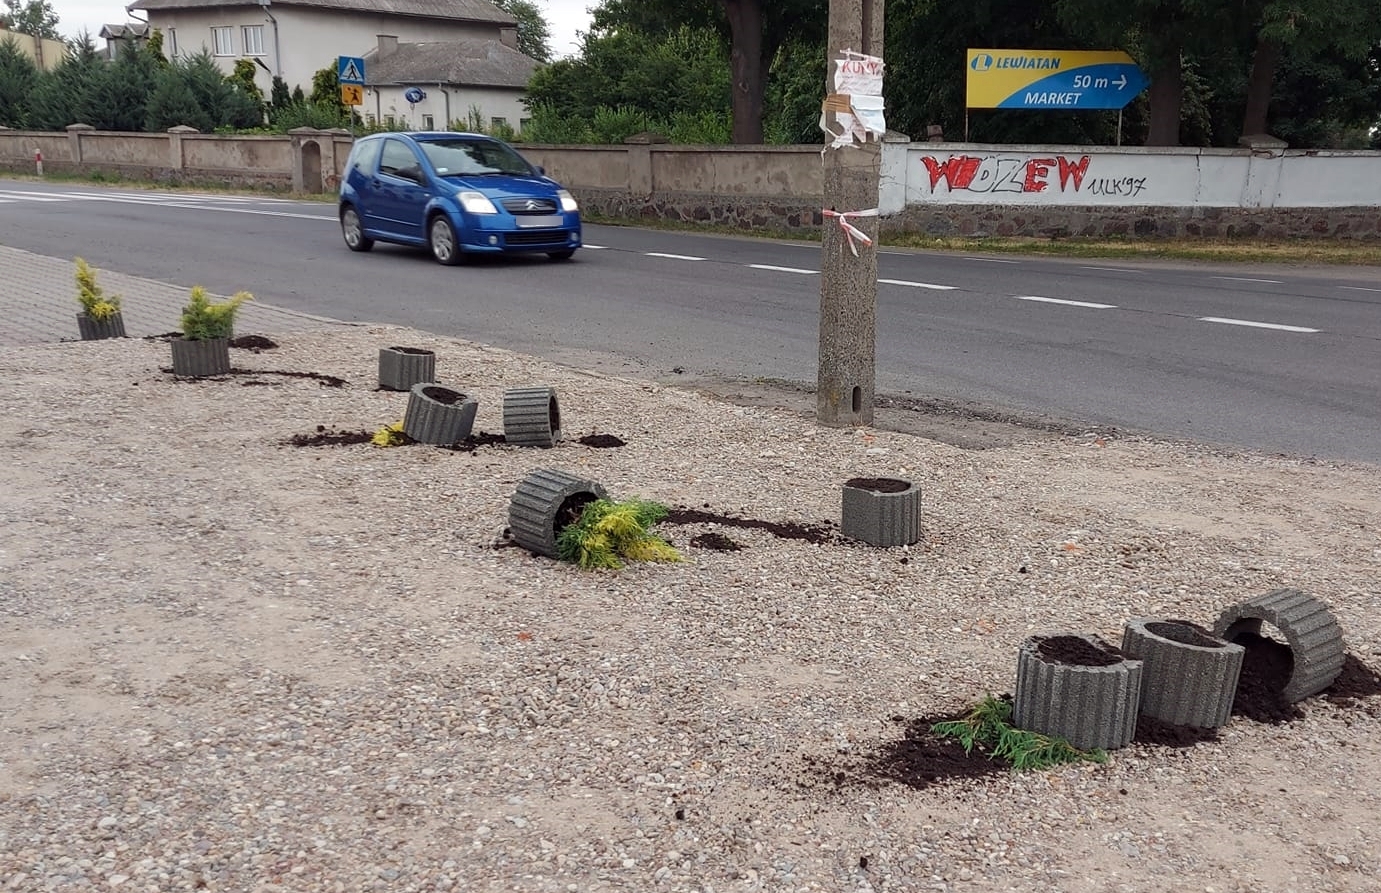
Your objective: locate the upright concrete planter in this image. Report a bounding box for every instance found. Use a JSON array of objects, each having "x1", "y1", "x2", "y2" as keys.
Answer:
[
  {"x1": 840, "y1": 477, "x2": 921, "y2": 547},
  {"x1": 509, "y1": 469, "x2": 608, "y2": 558},
  {"x1": 1214, "y1": 588, "x2": 1345, "y2": 703},
  {"x1": 503, "y1": 386, "x2": 562, "y2": 447},
  {"x1": 171, "y1": 336, "x2": 231, "y2": 377},
  {"x1": 402, "y1": 383, "x2": 478, "y2": 445},
  {"x1": 1013, "y1": 633, "x2": 1143, "y2": 752},
  {"x1": 77, "y1": 311, "x2": 127, "y2": 341},
  {"x1": 1122, "y1": 619, "x2": 1244, "y2": 729},
  {"x1": 378, "y1": 346, "x2": 436, "y2": 391}
]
